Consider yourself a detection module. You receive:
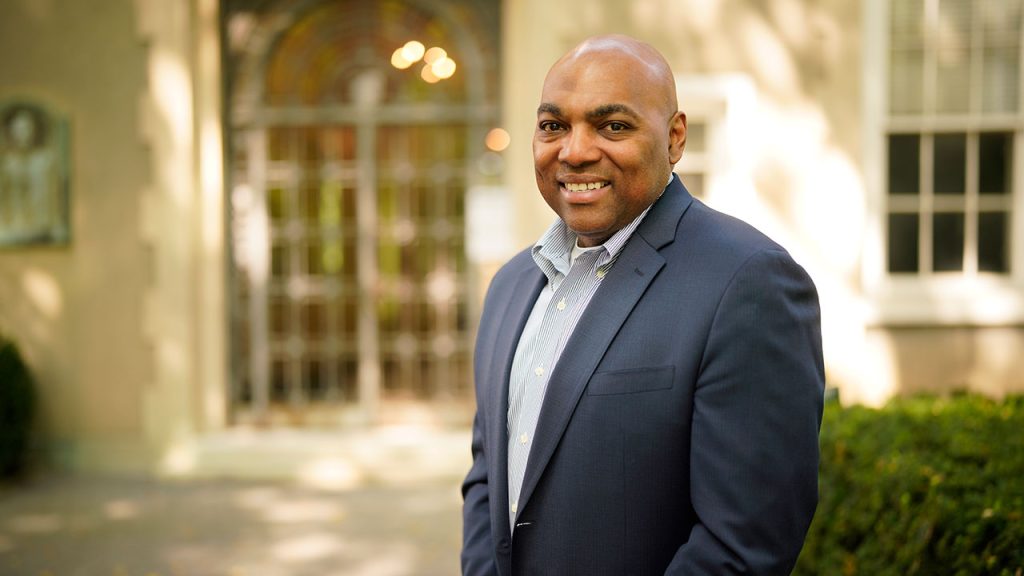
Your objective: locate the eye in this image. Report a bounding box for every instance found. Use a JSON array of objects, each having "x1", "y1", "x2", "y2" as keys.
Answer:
[
  {"x1": 539, "y1": 121, "x2": 563, "y2": 133},
  {"x1": 606, "y1": 121, "x2": 629, "y2": 132}
]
